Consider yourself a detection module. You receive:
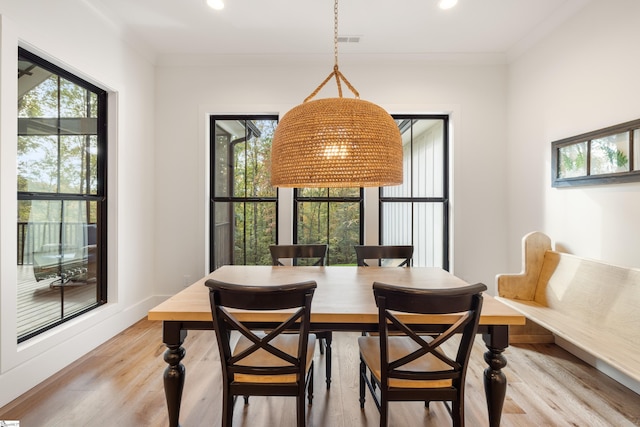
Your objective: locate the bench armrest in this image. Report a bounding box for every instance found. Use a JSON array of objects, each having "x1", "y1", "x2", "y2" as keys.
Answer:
[{"x1": 497, "y1": 231, "x2": 552, "y2": 300}]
